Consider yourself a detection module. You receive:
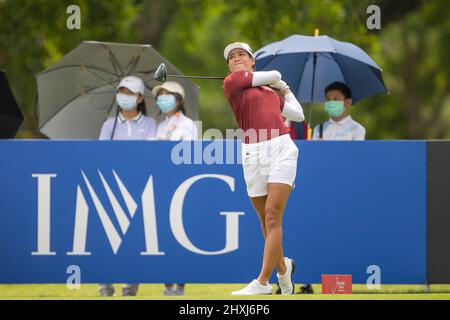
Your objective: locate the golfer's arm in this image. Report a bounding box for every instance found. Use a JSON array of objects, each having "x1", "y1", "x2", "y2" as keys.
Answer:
[
  {"x1": 282, "y1": 92, "x2": 305, "y2": 122},
  {"x1": 251, "y1": 71, "x2": 281, "y2": 86}
]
